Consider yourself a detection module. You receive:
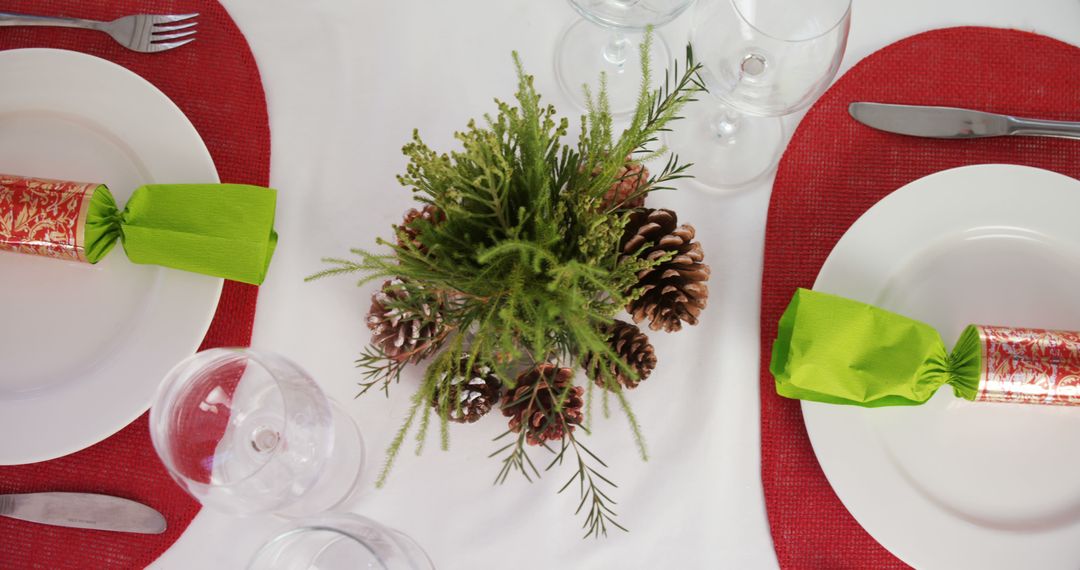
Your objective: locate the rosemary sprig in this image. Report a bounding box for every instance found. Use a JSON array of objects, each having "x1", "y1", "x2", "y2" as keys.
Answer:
[
  {"x1": 554, "y1": 433, "x2": 625, "y2": 539},
  {"x1": 491, "y1": 429, "x2": 542, "y2": 485},
  {"x1": 355, "y1": 345, "x2": 406, "y2": 398}
]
